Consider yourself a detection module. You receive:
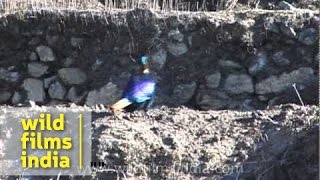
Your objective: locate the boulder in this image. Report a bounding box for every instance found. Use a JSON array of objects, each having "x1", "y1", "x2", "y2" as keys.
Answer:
[
  {"x1": 67, "y1": 87, "x2": 87, "y2": 104},
  {"x1": 168, "y1": 29, "x2": 184, "y2": 42},
  {"x1": 70, "y1": 37, "x2": 84, "y2": 47},
  {"x1": 218, "y1": 60, "x2": 243, "y2": 70},
  {"x1": 22, "y1": 78, "x2": 45, "y2": 102},
  {"x1": 63, "y1": 57, "x2": 75, "y2": 67},
  {"x1": 29, "y1": 52, "x2": 38, "y2": 61},
  {"x1": 256, "y1": 67, "x2": 315, "y2": 94},
  {"x1": 27, "y1": 62, "x2": 49, "y2": 77},
  {"x1": 272, "y1": 51, "x2": 290, "y2": 66},
  {"x1": 172, "y1": 82, "x2": 197, "y2": 104},
  {"x1": 167, "y1": 42, "x2": 188, "y2": 57},
  {"x1": 58, "y1": 68, "x2": 87, "y2": 85},
  {"x1": 196, "y1": 90, "x2": 230, "y2": 110},
  {"x1": 46, "y1": 35, "x2": 60, "y2": 46},
  {"x1": 86, "y1": 82, "x2": 121, "y2": 106},
  {"x1": 36, "y1": 45, "x2": 55, "y2": 62},
  {"x1": 0, "y1": 68, "x2": 19, "y2": 82},
  {"x1": 151, "y1": 48, "x2": 167, "y2": 69},
  {"x1": 48, "y1": 81, "x2": 66, "y2": 100},
  {"x1": 248, "y1": 51, "x2": 268, "y2": 75},
  {"x1": 206, "y1": 72, "x2": 221, "y2": 88},
  {"x1": 298, "y1": 28, "x2": 318, "y2": 45},
  {"x1": 0, "y1": 91, "x2": 11, "y2": 103},
  {"x1": 11, "y1": 91, "x2": 22, "y2": 104},
  {"x1": 44, "y1": 76, "x2": 57, "y2": 89},
  {"x1": 224, "y1": 74, "x2": 254, "y2": 94}
]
